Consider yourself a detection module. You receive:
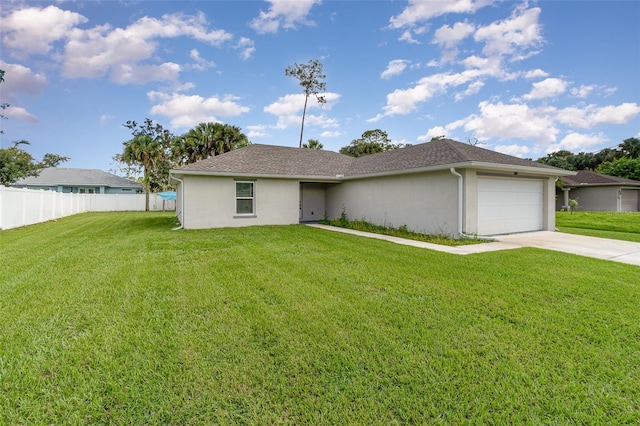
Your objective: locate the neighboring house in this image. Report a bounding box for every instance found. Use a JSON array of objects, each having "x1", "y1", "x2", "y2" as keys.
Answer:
[
  {"x1": 12, "y1": 167, "x2": 143, "y2": 194},
  {"x1": 557, "y1": 170, "x2": 640, "y2": 212},
  {"x1": 170, "y1": 139, "x2": 574, "y2": 237}
]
